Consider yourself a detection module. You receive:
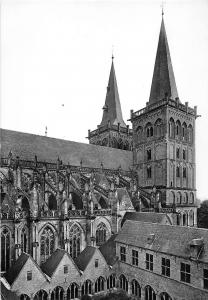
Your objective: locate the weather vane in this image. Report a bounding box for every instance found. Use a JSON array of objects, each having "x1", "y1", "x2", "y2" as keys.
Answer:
[
  {"x1": 112, "y1": 45, "x2": 114, "y2": 60},
  {"x1": 161, "y1": 1, "x2": 165, "y2": 16}
]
